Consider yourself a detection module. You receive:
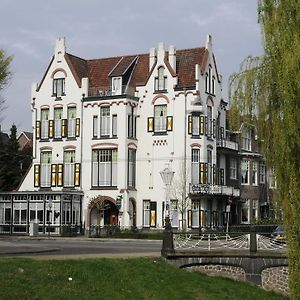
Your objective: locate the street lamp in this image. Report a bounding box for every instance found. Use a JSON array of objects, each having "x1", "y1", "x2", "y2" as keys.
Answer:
[{"x1": 160, "y1": 165, "x2": 175, "y2": 229}]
